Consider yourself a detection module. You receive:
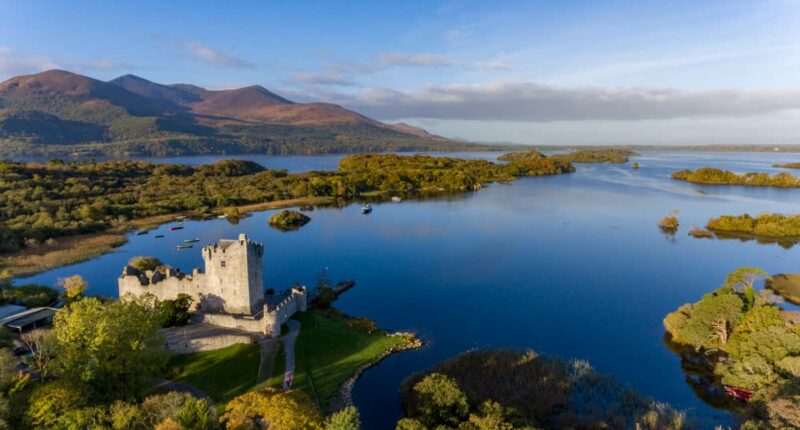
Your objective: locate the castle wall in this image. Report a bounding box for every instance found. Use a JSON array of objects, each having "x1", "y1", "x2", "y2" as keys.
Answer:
[
  {"x1": 118, "y1": 271, "x2": 207, "y2": 308},
  {"x1": 195, "y1": 312, "x2": 266, "y2": 333}
]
